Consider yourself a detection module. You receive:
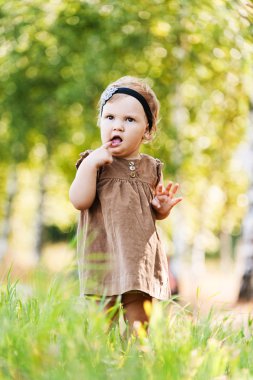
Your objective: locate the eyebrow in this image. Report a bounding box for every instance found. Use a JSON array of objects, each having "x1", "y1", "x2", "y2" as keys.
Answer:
[{"x1": 103, "y1": 111, "x2": 139, "y2": 118}]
